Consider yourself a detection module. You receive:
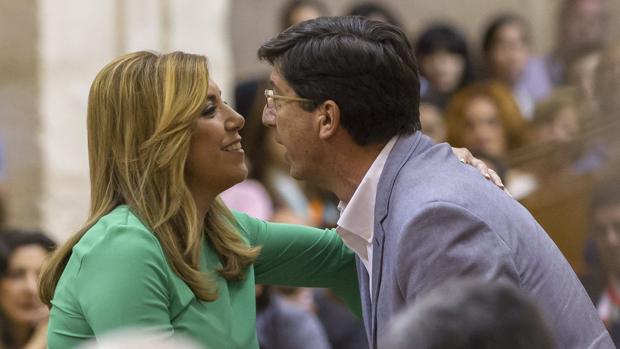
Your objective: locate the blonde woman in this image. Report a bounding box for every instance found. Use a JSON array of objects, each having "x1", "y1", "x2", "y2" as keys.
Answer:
[{"x1": 39, "y1": 51, "x2": 499, "y2": 349}]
